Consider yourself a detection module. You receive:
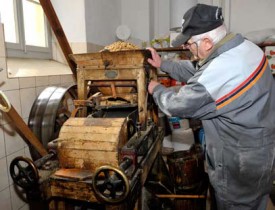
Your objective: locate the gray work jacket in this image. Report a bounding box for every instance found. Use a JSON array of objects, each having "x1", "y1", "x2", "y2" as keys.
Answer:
[{"x1": 152, "y1": 34, "x2": 275, "y2": 203}]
